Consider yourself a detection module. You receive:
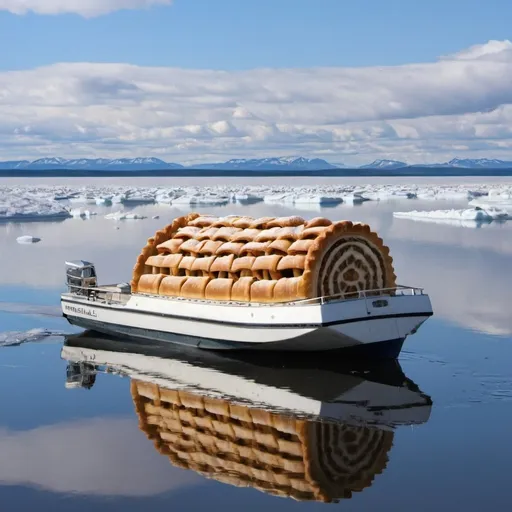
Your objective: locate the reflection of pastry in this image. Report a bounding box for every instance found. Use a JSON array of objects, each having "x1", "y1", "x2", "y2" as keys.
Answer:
[
  {"x1": 131, "y1": 381, "x2": 393, "y2": 503},
  {"x1": 132, "y1": 214, "x2": 396, "y2": 302}
]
